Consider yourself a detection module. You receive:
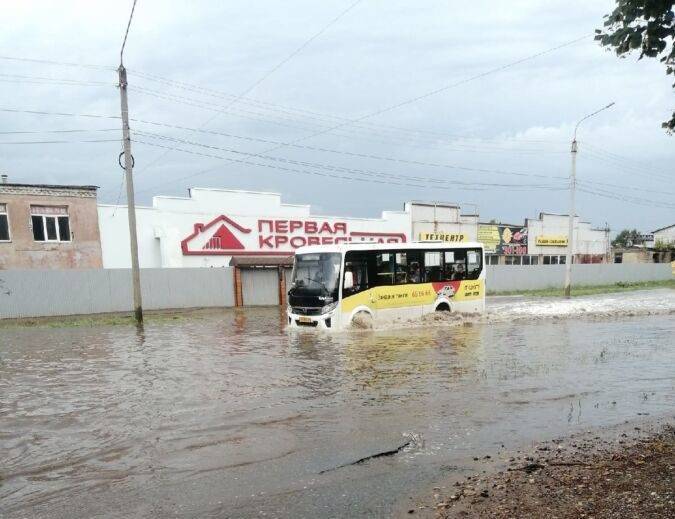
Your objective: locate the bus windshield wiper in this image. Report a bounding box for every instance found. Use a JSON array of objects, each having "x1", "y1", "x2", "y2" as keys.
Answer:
[{"x1": 306, "y1": 276, "x2": 329, "y2": 294}]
